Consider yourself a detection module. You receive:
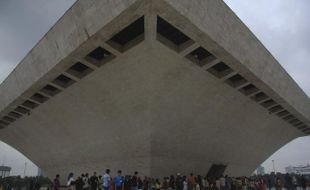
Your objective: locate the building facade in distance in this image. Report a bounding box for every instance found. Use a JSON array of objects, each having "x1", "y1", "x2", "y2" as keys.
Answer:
[
  {"x1": 0, "y1": 166, "x2": 11, "y2": 178},
  {"x1": 256, "y1": 165, "x2": 265, "y2": 175},
  {"x1": 285, "y1": 165, "x2": 310, "y2": 175}
]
